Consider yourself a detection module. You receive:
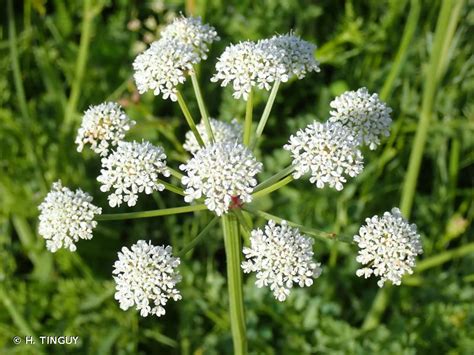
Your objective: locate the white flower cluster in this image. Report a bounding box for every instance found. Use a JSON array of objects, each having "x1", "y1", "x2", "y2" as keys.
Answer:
[
  {"x1": 212, "y1": 33, "x2": 319, "y2": 100},
  {"x1": 97, "y1": 141, "x2": 170, "y2": 207},
  {"x1": 329, "y1": 87, "x2": 392, "y2": 150},
  {"x1": 113, "y1": 240, "x2": 182, "y2": 317},
  {"x1": 183, "y1": 118, "x2": 242, "y2": 154},
  {"x1": 354, "y1": 208, "x2": 423, "y2": 287},
  {"x1": 261, "y1": 33, "x2": 320, "y2": 80},
  {"x1": 38, "y1": 181, "x2": 102, "y2": 252},
  {"x1": 160, "y1": 15, "x2": 219, "y2": 59},
  {"x1": 75, "y1": 102, "x2": 136, "y2": 156},
  {"x1": 133, "y1": 39, "x2": 199, "y2": 101},
  {"x1": 242, "y1": 220, "x2": 322, "y2": 301},
  {"x1": 133, "y1": 16, "x2": 218, "y2": 101},
  {"x1": 284, "y1": 121, "x2": 363, "y2": 191},
  {"x1": 180, "y1": 142, "x2": 263, "y2": 216}
]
